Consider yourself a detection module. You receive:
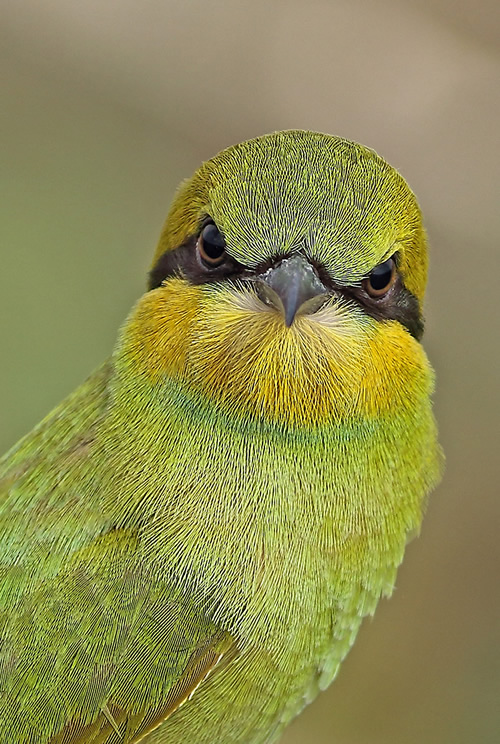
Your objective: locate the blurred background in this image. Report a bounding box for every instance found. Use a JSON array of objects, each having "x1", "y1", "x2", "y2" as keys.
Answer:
[{"x1": 1, "y1": 1, "x2": 499, "y2": 742}]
